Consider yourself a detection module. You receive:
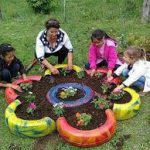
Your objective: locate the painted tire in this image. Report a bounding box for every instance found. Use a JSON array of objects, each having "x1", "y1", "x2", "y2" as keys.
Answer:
[
  {"x1": 56, "y1": 109, "x2": 116, "y2": 147},
  {"x1": 44, "y1": 64, "x2": 82, "y2": 76},
  {"x1": 113, "y1": 87, "x2": 141, "y2": 120},
  {"x1": 5, "y1": 99, "x2": 56, "y2": 137},
  {"x1": 47, "y1": 83, "x2": 94, "y2": 107},
  {"x1": 5, "y1": 75, "x2": 42, "y2": 104},
  {"x1": 85, "y1": 67, "x2": 121, "y2": 85}
]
